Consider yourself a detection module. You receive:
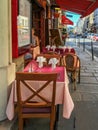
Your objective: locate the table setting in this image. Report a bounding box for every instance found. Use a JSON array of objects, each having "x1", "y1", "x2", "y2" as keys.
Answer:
[
  {"x1": 6, "y1": 58, "x2": 74, "y2": 121},
  {"x1": 42, "y1": 45, "x2": 76, "y2": 55}
]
